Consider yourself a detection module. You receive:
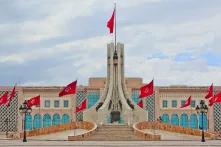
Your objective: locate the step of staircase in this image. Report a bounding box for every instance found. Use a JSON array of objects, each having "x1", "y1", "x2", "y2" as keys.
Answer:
[{"x1": 84, "y1": 125, "x2": 144, "y2": 141}]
